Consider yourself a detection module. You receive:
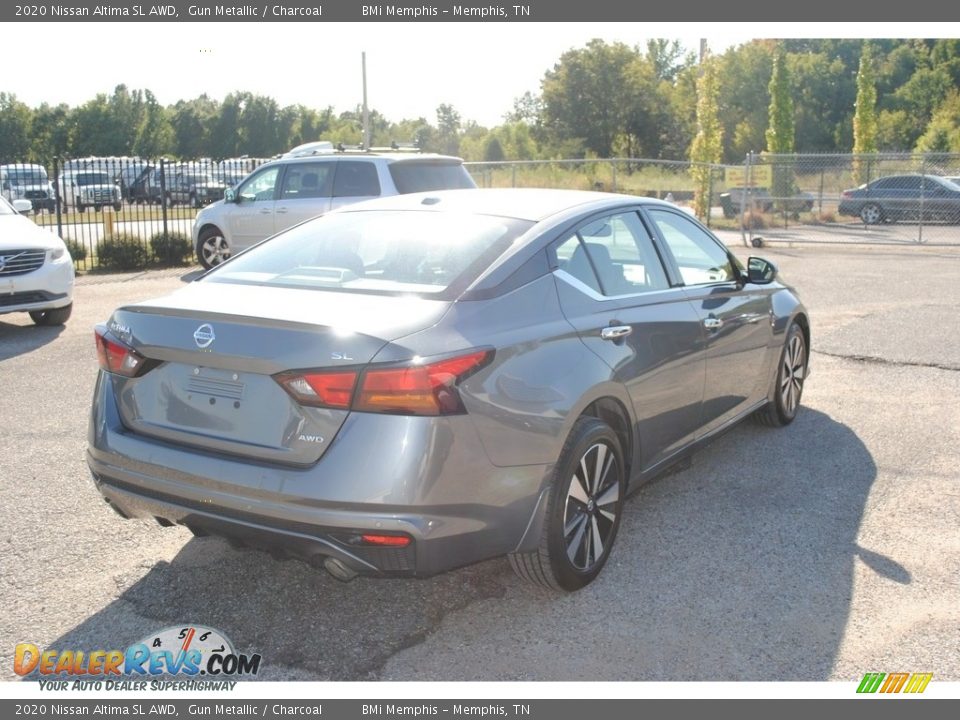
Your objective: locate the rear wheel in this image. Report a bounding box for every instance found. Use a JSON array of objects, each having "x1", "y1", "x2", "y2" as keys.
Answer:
[
  {"x1": 509, "y1": 417, "x2": 625, "y2": 592},
  {"x1": 29, "y1": 303, "x2": 72, "y2": 326},
  {"x1": 196, "y1": 226, "x2": 230, "y2": 269},
  {"x1": 756, "y1": 322, "x2": 807, "y2": 427},
  {"x1": 860, "y1": 203, "x2": 883, "y2": 224}
]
